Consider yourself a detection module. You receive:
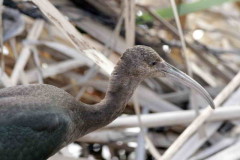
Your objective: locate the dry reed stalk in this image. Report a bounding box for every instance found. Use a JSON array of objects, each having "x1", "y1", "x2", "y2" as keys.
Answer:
[
  {"x1": 10, "y1": 20, "x2": 44, "y2": 85},
  {"x1": 133, "y1": 93, "x2": 162, "y2": 160},
  {"x1": 31, "y1": 0, "x2": 114, "y2": 75},
  {"x1": 0, "y1": 0, "x2": 3, "y2": 78},
  {"x1": 170, "y1": 0, "x2": 191, "y2": 76},
  {"x1": 107, "y1": 106, "x2": 240, "y2": 128},
  {"x1": 124, "y1": 0, "x2": 135, "y2": 47}
]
